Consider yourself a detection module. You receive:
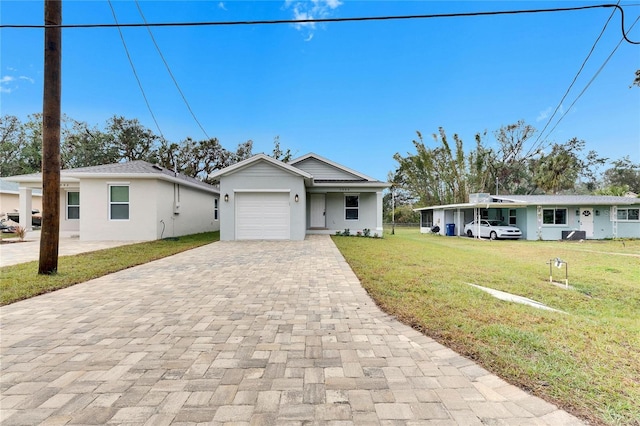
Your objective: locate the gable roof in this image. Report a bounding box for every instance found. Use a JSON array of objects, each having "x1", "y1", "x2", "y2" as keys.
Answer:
[
  {"x1": 209, "y1": 153, "x2": 390, "y2": 189},
  {"x1": 5, "y1": 161, "x2": 219, "y2": 194},
  {"x1": 208, "y1": 154, "x2": 313, "y2": 180}
]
